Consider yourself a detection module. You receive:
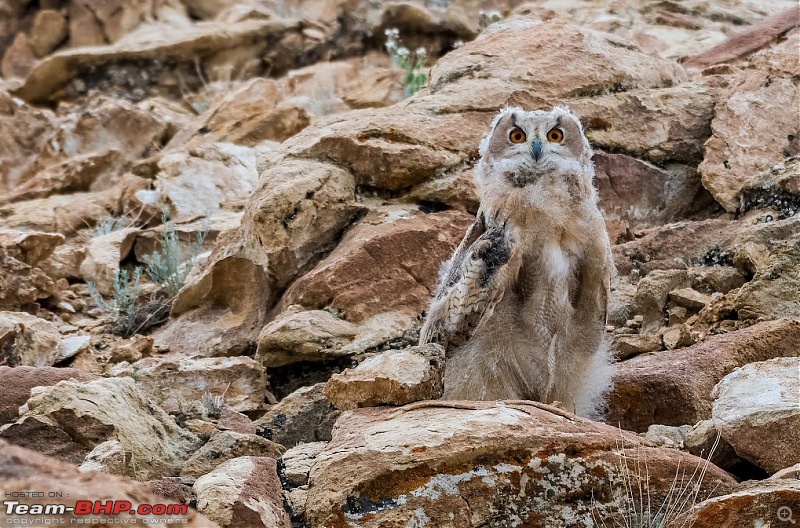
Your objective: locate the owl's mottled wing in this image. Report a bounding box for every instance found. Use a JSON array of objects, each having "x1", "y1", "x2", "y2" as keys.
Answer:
[{"x1": 420, "y1": 216, "x2": 520, "y2": 354}]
